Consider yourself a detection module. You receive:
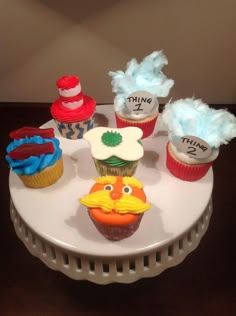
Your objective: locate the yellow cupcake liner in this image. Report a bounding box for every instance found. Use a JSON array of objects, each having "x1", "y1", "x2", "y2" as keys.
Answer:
[{"x1": 18, "y1": 157, "x2": 63, "y2": 188}]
